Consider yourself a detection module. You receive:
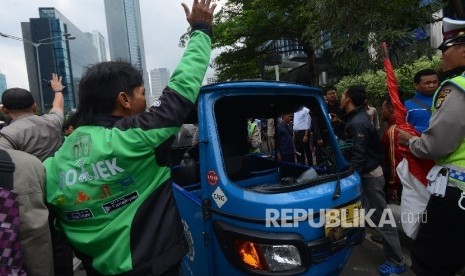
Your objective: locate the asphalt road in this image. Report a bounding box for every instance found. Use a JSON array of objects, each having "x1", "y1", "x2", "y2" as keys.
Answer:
[{"x1": 340, "y1": 228, "x2": 415, "y2": 276}]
